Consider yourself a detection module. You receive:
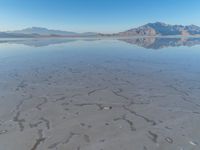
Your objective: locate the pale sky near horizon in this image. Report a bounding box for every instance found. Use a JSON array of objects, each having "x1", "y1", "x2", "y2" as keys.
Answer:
[{"x1": 0, "y1": 0, "x2": 200, "y2": 33}]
